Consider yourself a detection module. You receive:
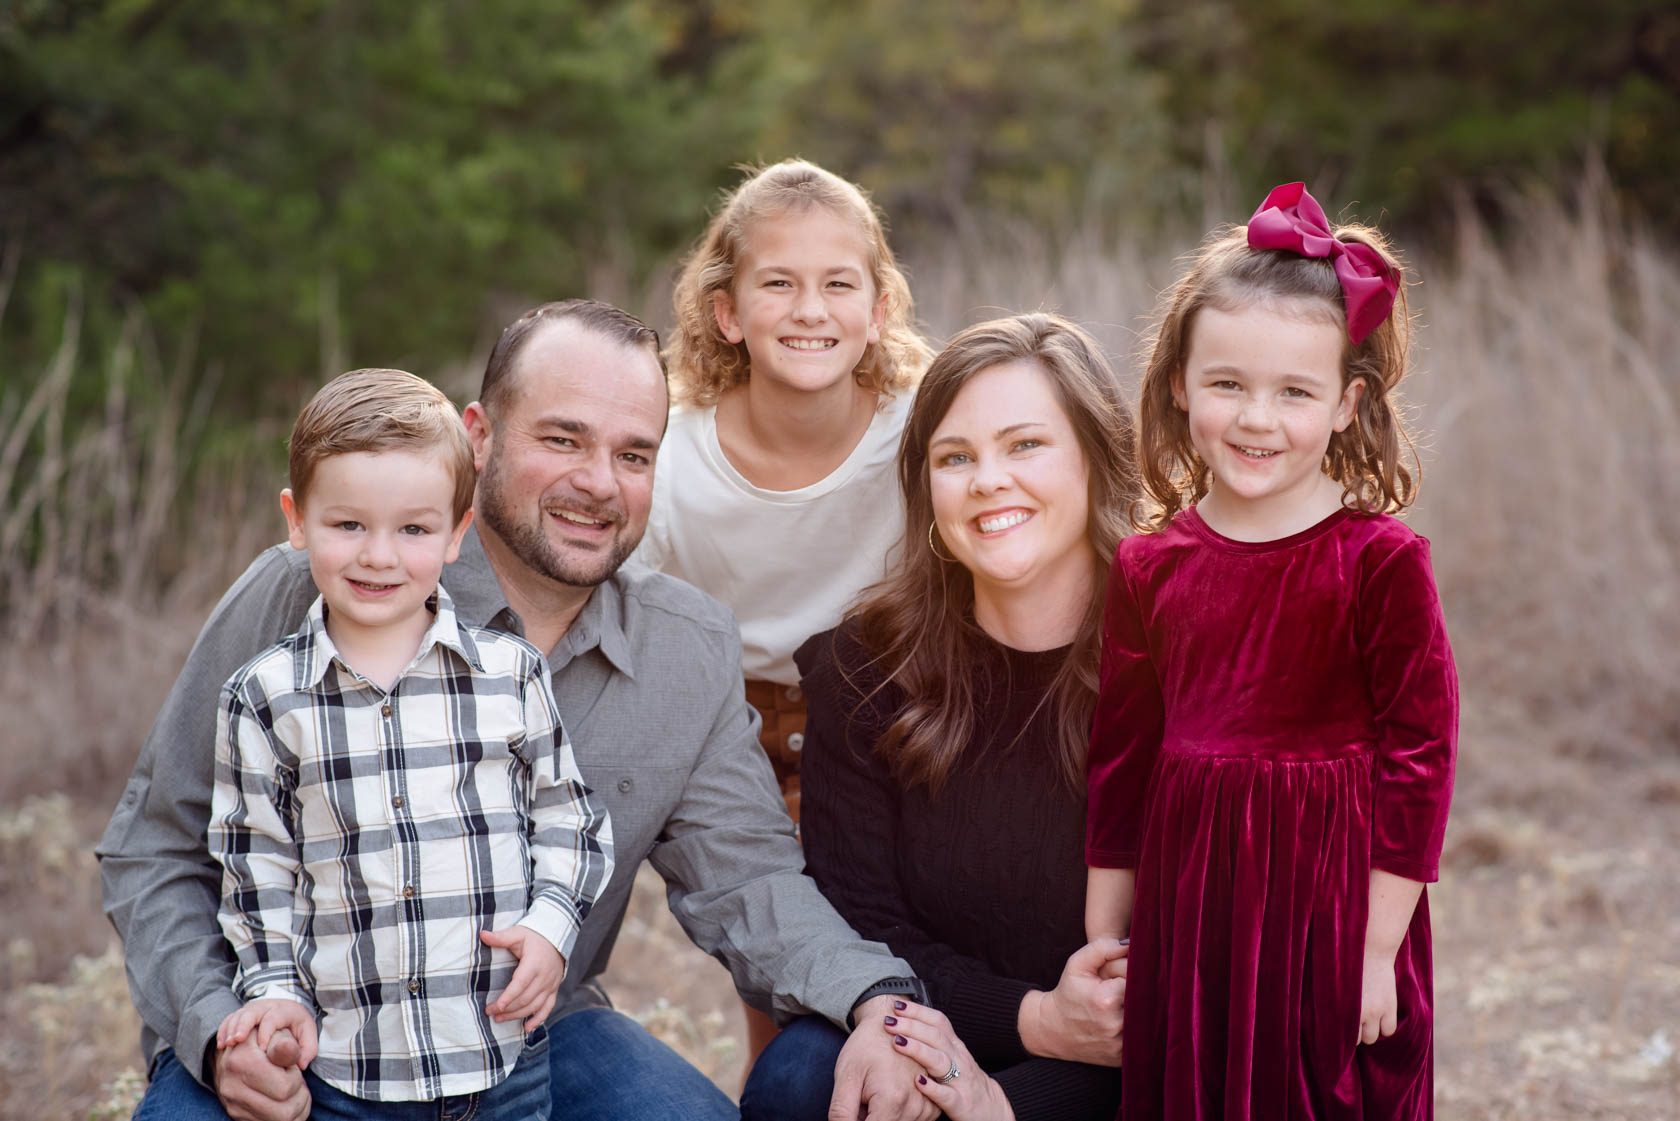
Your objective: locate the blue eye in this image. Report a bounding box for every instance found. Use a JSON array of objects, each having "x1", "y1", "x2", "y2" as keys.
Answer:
[{"x1": 335, "y1": 520, "x2": 362, "y2": 532}]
